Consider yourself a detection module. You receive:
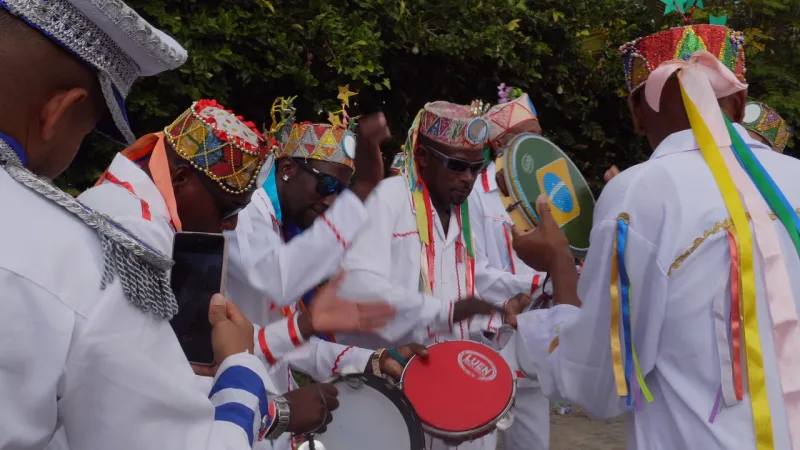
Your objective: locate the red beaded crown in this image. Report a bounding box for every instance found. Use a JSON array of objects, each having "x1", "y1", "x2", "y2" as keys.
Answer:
[{"x1": 619, "y1": 24, "x2": 745, "y2": 93}]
